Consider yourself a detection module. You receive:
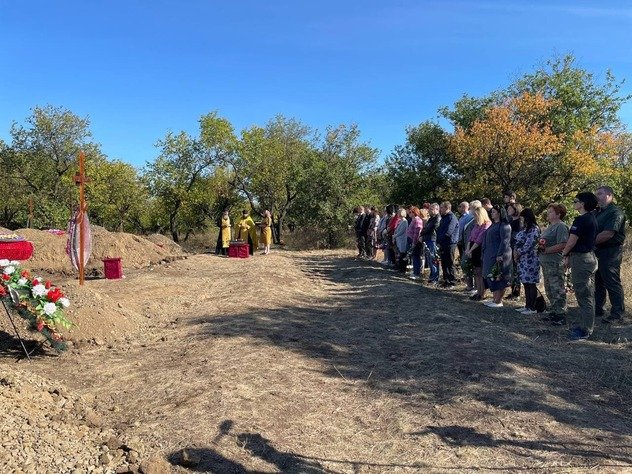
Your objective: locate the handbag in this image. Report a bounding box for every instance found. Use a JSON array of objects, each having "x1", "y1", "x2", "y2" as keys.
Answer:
[{"x1": 535, "y1": 288, "x2": 547, "y2": 313}]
